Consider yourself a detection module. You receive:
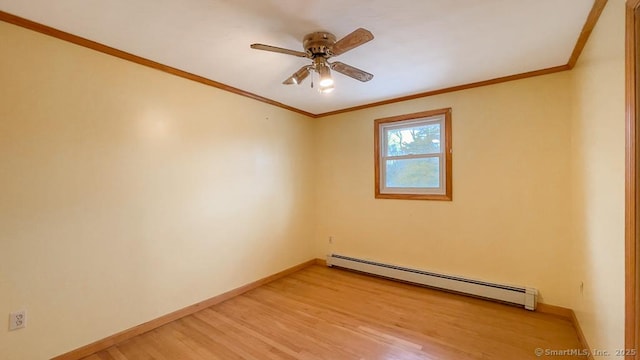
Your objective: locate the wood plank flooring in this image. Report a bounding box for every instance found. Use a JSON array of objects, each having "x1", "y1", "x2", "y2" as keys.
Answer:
[{"x1": 81, "y1": 265, "x2": 584, "y2": 359}]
